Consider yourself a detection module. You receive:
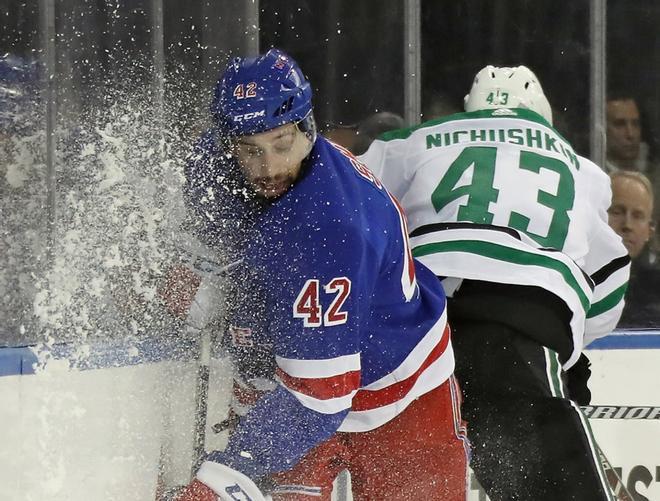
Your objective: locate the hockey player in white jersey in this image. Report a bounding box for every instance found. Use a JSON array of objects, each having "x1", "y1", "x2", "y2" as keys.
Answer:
[{"x1": 359, "y1": 65, "x2": 630, "y2": 500}]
